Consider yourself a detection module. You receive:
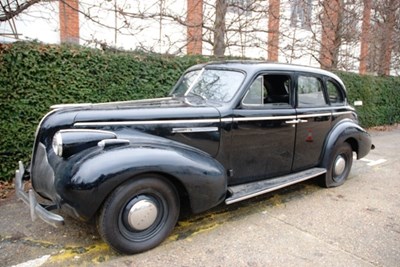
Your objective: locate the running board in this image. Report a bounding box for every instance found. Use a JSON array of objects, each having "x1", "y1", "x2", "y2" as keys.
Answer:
[{"x1": 225, "y1": 168, "x2": 327, "y2": 205}]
